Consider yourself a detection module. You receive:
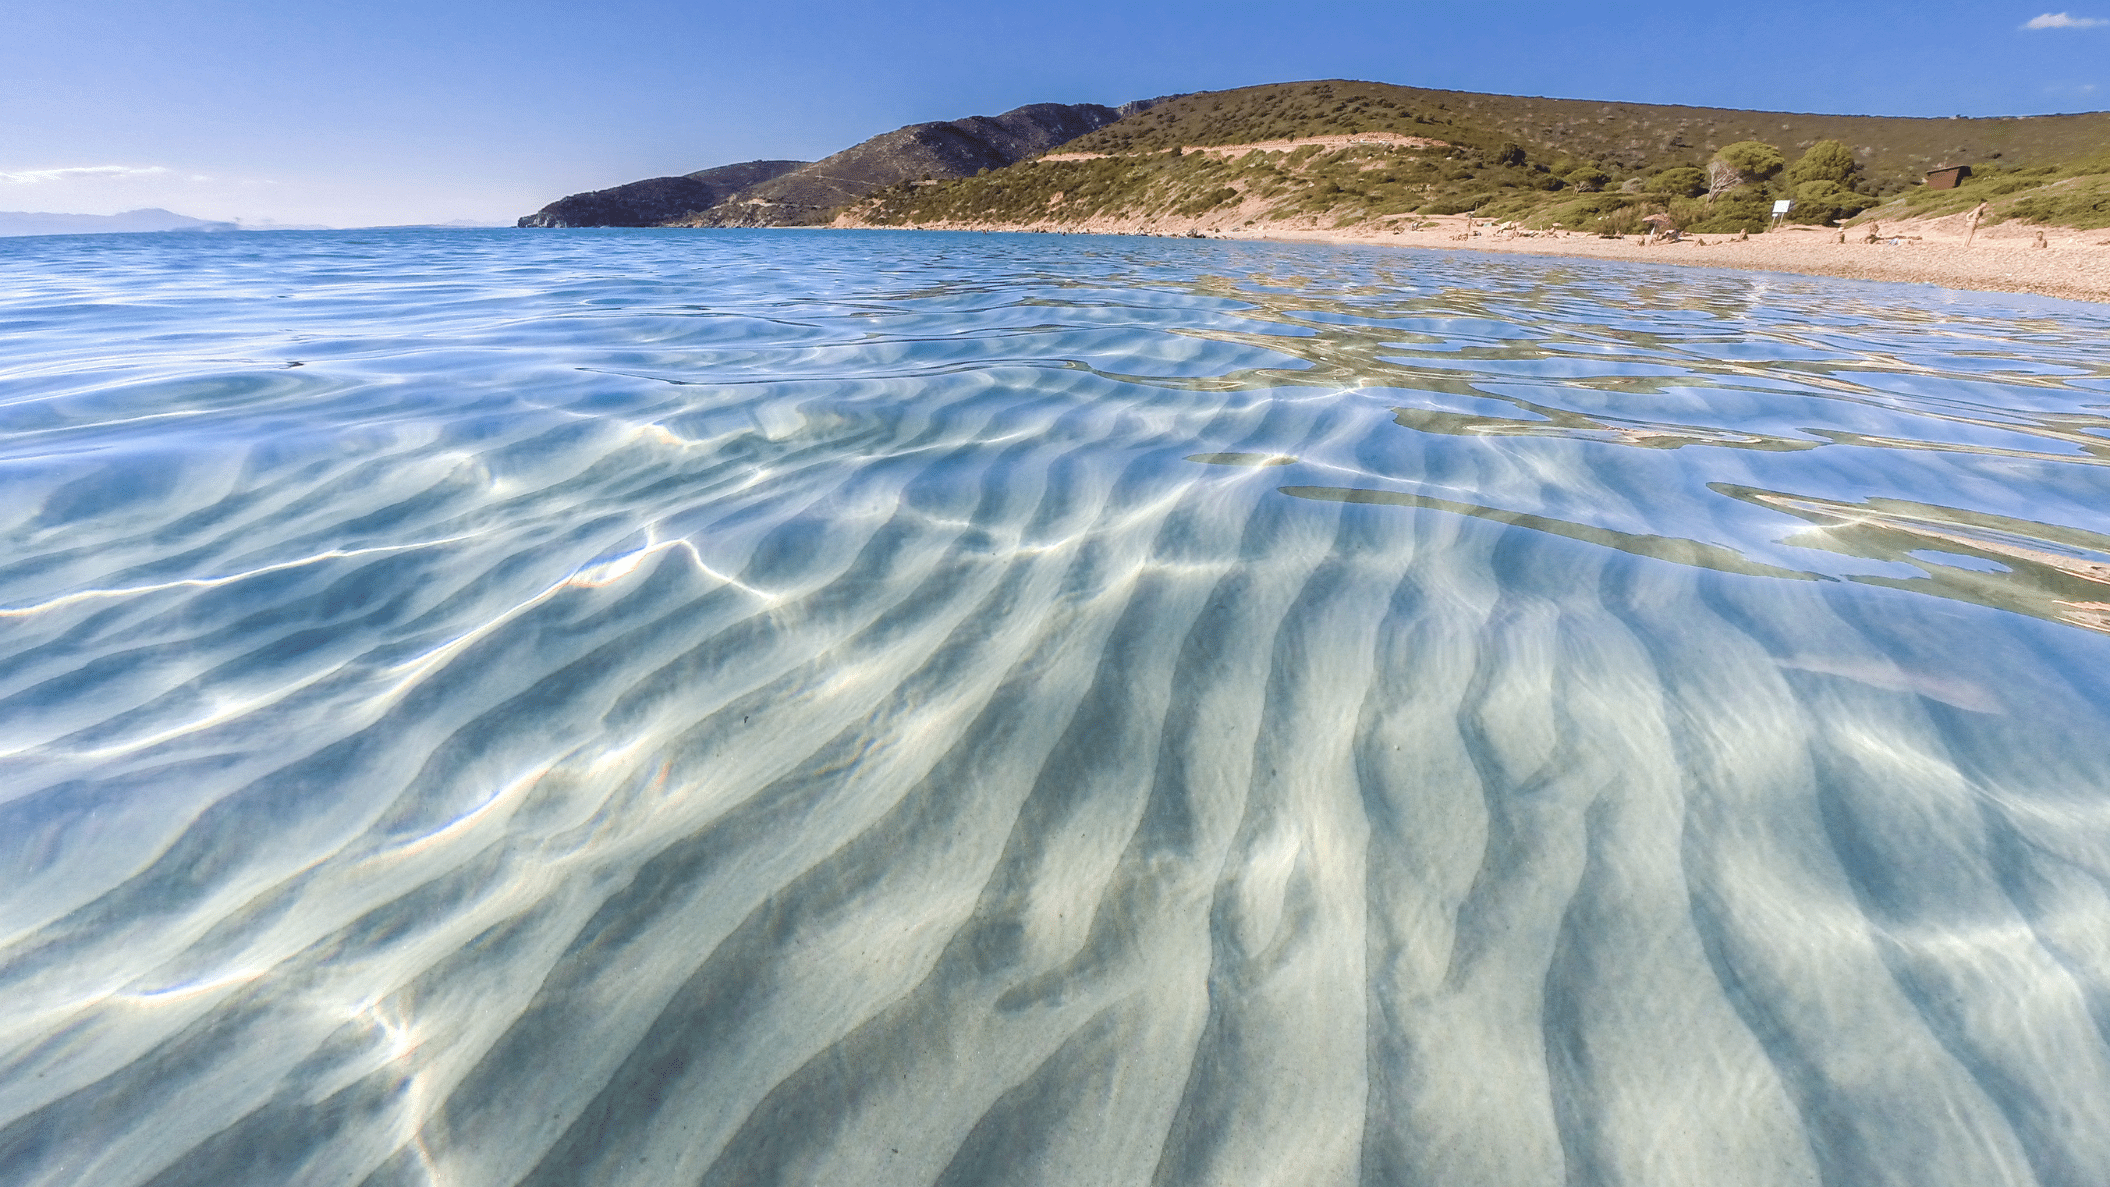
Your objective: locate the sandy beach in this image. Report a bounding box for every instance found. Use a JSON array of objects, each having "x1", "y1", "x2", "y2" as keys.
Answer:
[{"x1": 837, "y1": 204, "x2": 2110, "y2": 305}]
